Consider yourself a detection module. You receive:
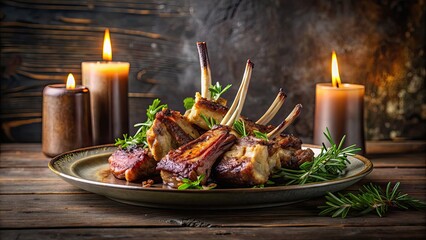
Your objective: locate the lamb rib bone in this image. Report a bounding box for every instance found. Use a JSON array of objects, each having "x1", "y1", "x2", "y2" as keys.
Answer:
[
  {"x1": 221, "y1": 59, "x2": 254, "y2": 126},
  {"x1": 197, "y1": 42, "x2": 212, "y2": 100},
  {"x1": 256, "y1": 89, "x2": 287, "y2": 125},
  {"x1": 267, "y1": 104, "x2": 303, "y2": 139}
]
